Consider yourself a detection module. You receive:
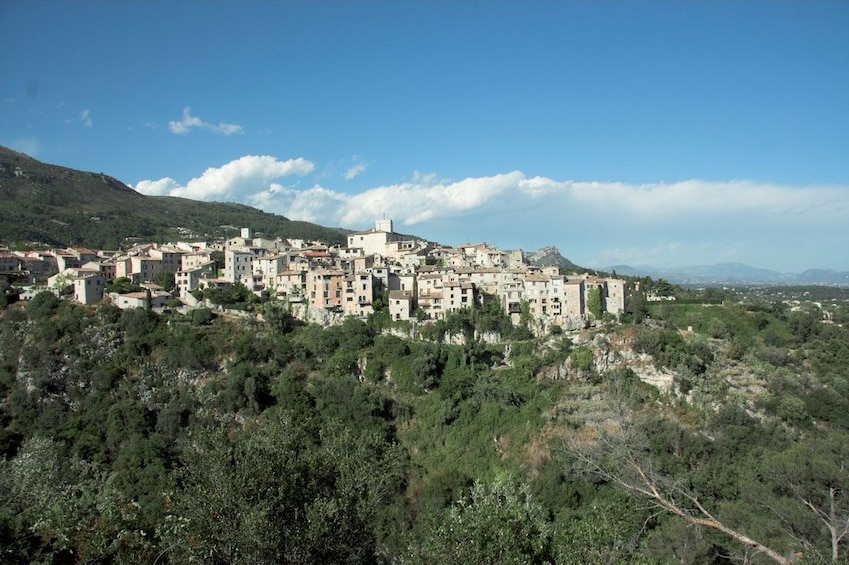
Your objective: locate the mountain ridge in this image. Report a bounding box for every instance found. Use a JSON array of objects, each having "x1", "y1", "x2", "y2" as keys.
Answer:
[
  {"x1": 0, "y1": 145, "x2": 349, "y2": 248},
  {"x1": 526, "y1": 245, "x2": 580, "y2": 271}
]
